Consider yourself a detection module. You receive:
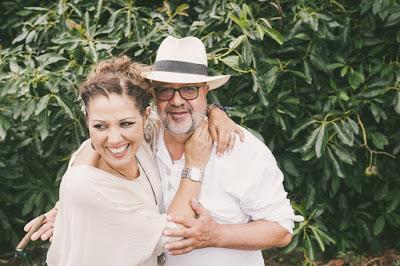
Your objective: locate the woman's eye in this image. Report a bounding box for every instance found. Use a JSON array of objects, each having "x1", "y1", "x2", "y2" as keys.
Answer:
[
  {"x1": 94, "y1": 124, "x2": 106, "y2": 130},
  {"x1": 121, "y1": 122, "x2": 135, "y2": 127}
]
